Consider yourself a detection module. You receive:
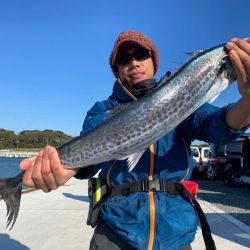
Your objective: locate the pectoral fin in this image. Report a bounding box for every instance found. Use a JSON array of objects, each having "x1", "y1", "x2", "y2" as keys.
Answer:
[
  {"x1": 117, "y1": 149, "x2": 146, "y2": 171},
  {"x1": 126, "y1": 150, "x2": 146, "y2": 171},
  {"x1": 207, "y1": 93, "x2": 220, "y2": 104}
]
